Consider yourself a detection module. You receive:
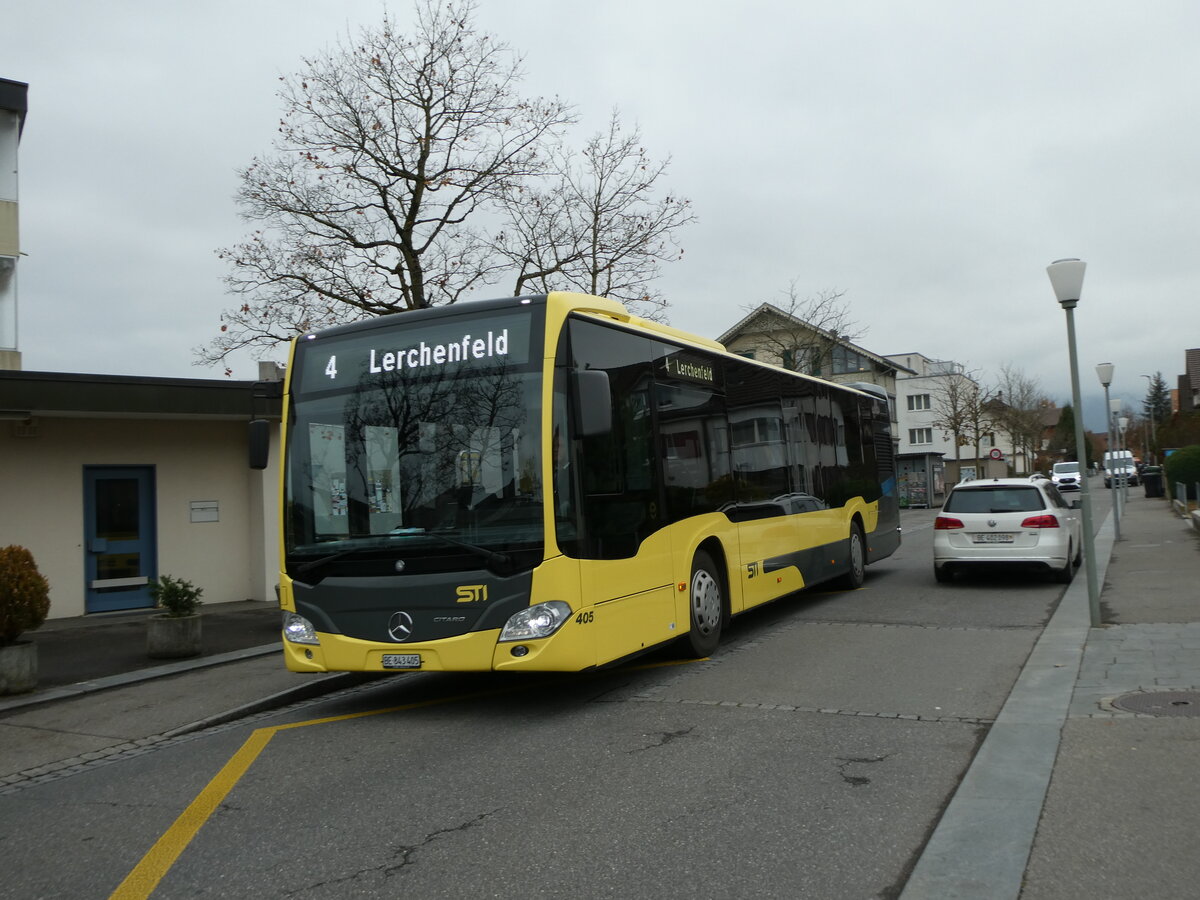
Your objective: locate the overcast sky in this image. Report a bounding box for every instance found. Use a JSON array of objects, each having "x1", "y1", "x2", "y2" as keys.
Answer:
[{"x1": 6, "y1": 0, "x2": 1198, "y2": 430}]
